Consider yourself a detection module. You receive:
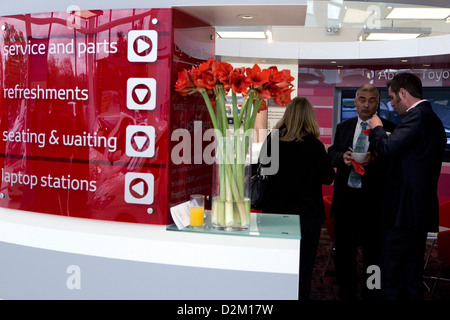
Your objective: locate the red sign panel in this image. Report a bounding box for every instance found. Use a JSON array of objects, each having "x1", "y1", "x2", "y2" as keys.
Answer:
[{"x1": 0, "y1": 9, "x2": 215, "y2": 224}]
